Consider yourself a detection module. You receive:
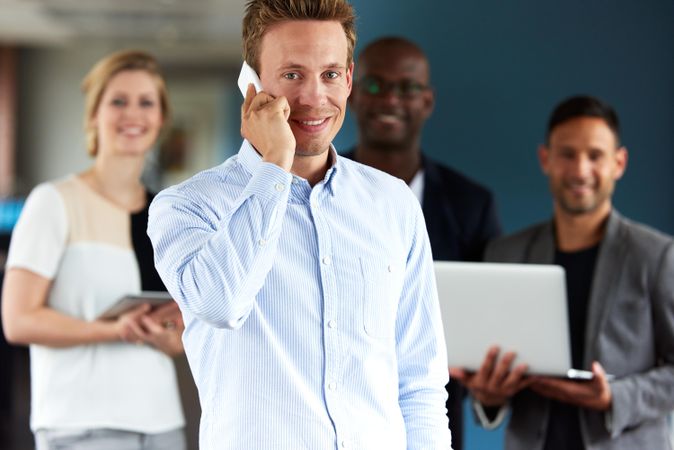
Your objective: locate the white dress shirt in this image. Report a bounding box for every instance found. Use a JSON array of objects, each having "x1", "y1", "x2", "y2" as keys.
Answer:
[{"x1": 148, "y1": 140, "x2": 451, "y2": 450}]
